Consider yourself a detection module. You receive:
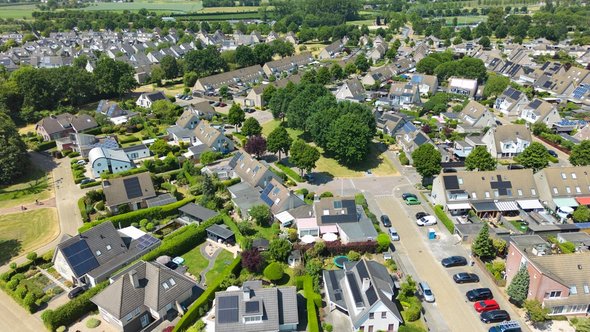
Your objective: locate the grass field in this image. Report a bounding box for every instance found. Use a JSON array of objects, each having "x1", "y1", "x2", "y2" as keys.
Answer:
[
  {"x1": 81, "y1": 0, "x2": 203, "y2": 13},
  {"x1": 0, "y1": 166, "x2": 52, "y2": 209},
  {"x1": 199, "y1": 6, "x2": 263, "y2": 13},
  {"x1": 0, "y1": 208, "x2": 59, "y2": 265},
  {"x1": 0, "y1": 4, "x2": 37, "y2": 19},
  {"x1": 262, "y1": 120, "x2": 398, "y2": 178},
  {"x1": 204, "y1": 249, "x2": 234, "y2": 284},
  {"x1": 135, "y1": 83, "x2": 187, "y2": 97},
  {"x1": 443, "y1": 15, "x2": 487, "y2": 25},
  {"x1": 182, "y1": 243, "x2": 210, "y2": 275}
]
